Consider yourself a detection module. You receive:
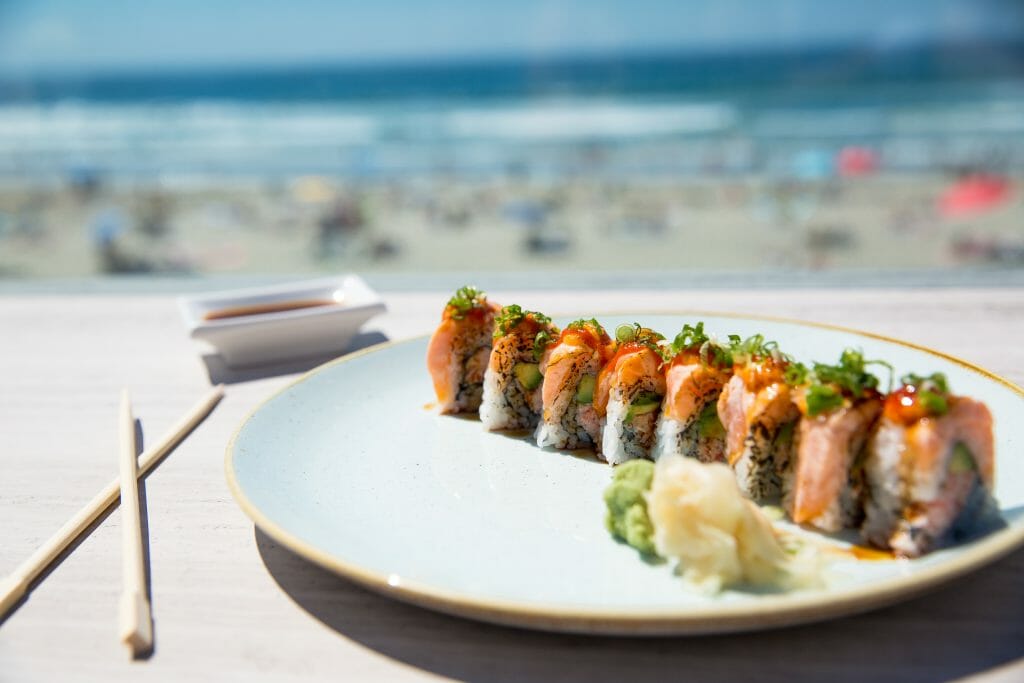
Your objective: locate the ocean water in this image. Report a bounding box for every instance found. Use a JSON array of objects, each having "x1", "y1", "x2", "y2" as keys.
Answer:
[{"x1": 2, "y1": 49, "x2": 1023, "y2": 182}]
